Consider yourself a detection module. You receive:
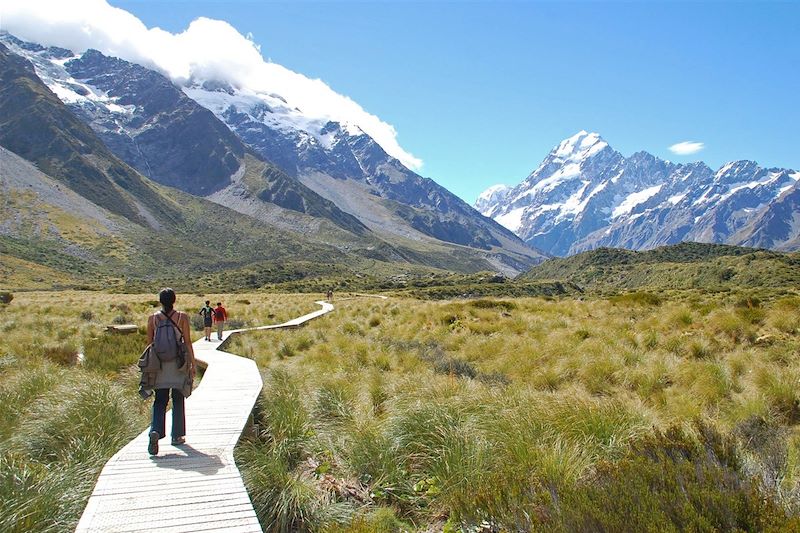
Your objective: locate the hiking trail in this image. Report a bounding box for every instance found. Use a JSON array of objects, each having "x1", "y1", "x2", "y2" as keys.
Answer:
[{"x1": 75, "y1": 300, "x2": 334, "y2": 533}]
